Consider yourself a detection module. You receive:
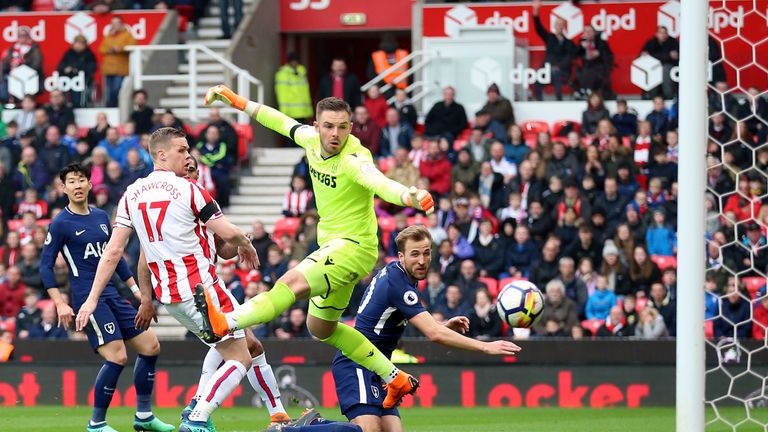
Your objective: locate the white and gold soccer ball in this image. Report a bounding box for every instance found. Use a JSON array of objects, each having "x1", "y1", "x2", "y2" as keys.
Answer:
[{"x1": 496, "y1": 280, "x2": 544, "y2": 328}]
